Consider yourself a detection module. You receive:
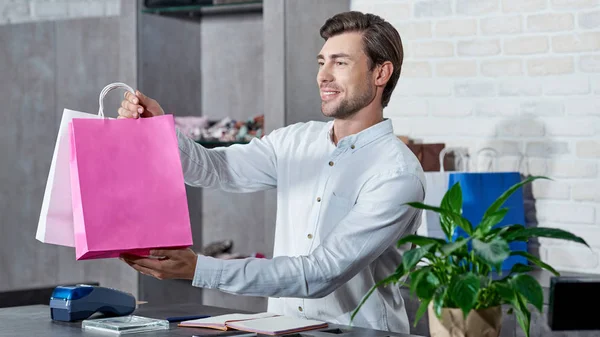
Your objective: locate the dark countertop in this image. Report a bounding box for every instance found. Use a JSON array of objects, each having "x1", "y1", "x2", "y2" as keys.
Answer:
[{"x1": 0, "y1": 303, "x2": 425, "y2": 337}]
